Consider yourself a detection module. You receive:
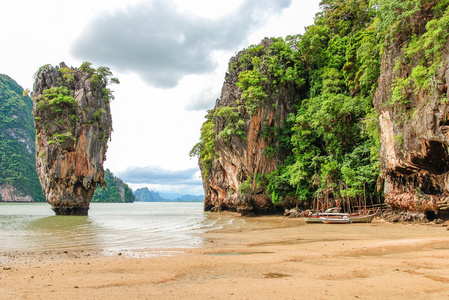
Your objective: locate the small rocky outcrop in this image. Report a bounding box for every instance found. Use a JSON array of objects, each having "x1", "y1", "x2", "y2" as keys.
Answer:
[
  {"x1": 91, "y1": 169, "x2": 135, "y2": 203},
  {"x1": 199, "y1": 39, "x2": 300, "y2": 214},
  {"x1": 0, "y1": 183, "x2": 33, "y2": 202},
  {"x1": 374, "y1": 9, "x2": 449, "y2": 213},
  {"x1": 32, "y1": 62, "x2": 116, "y2": 215}
]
